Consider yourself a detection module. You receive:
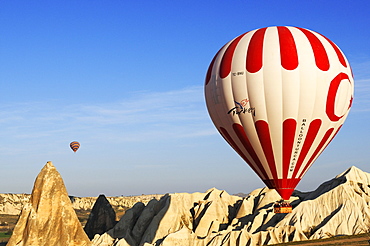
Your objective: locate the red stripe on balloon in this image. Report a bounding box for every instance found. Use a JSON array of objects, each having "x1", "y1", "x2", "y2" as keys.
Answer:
[
  {"x1": 292, "y1": 119, "x2": 322, "y2": 178},
  {"x1": 299, "y1": 127, "x2": 336, "y2": 178},
  {"x1": 287, "y1": 178, "x2": 301, "y2": 193},
  {"x1": 232, "y1": 123, "x2": 269, "y2": 180},
  {"x1": 220, "y1": 126, "x2": 269, "y2": 181},
  {"x1": 219, "y1": 127, "x2": 246, "y2": 160},
  {"x1": 319, "y1": 34, "x2": 347, "y2": 68},
  {"x1": 275, "y1": 186, "x2": 298, "y2": 201},
  {"x1": 205, "y1": 49, "x2": 222, "y2": 85},
  {"x1": 350, "y1": 66, "x2": 354, "y2": 80},
  {"x1": 265, "y1": 178, "x2": 301, "y2": 200},
  {"x1": 277, "y1": 26, "x2": 299, "y2": 70},
  {"x1": 246, "y1": 27, "x2": 267, "y2": 73},
  {"x1": 326, "y1": 73, "x2": 350, "y2": 122},
  {"x1": 262, "y1": 179, "x2": 275, "y2": 189},
  {"x1": 255, "y1": 120, "x2": 278, "y2": 181},
  {"x1": 219, "y1": 33, "x2": 248, "y2": 79},
  {"x1": 290, "y1": 178, "x2": 301, "y2": 188},
  {"x1": 349, "y1": 96, "x2": 353, "y2": 109},
  {"x1": 297, "y1": 27, "x2": 329, "y2": 71},
  {"x1": 283, "y1": 119, "x2": 297, "y2": 179}
]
